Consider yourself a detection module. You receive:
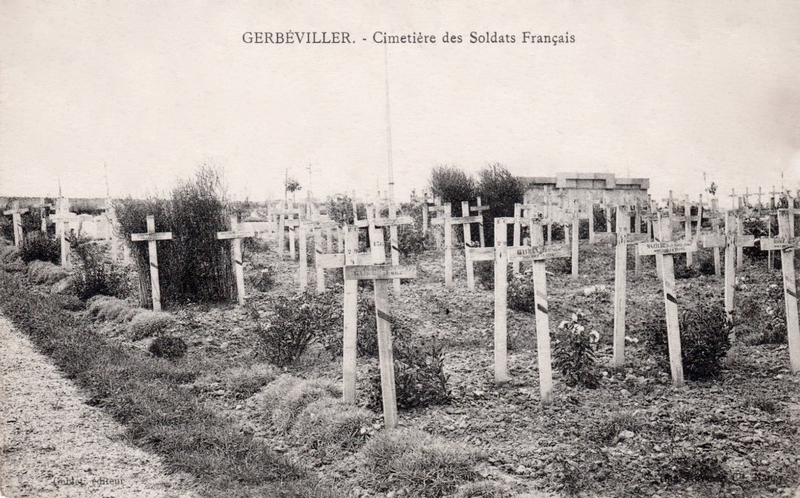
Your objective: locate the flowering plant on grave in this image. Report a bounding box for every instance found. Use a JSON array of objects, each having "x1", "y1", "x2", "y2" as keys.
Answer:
[{"x1": 553, "y1": 312, "x2": 602, "y2": 389}]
